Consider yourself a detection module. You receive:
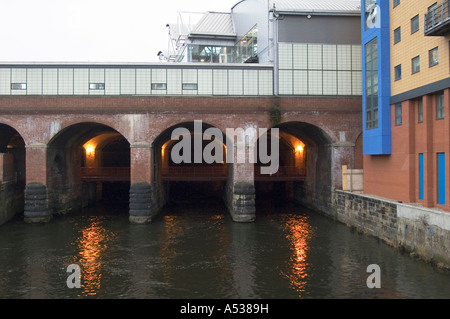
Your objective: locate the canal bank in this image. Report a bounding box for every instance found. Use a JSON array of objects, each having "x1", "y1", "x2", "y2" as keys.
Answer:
[{"x1": 332, "y1": 190, "x2": 450, "y2": 269}]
